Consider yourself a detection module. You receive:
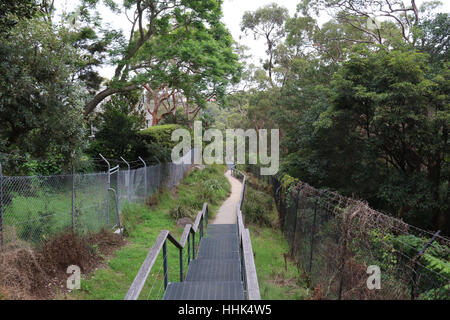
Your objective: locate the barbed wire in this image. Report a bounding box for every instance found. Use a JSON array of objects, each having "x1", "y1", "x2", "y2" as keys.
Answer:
[{"x1": 247, "y1": 166, "x2": 449, "y2": 300}]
